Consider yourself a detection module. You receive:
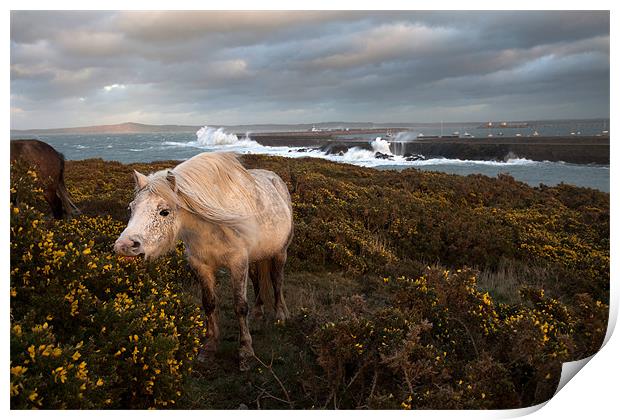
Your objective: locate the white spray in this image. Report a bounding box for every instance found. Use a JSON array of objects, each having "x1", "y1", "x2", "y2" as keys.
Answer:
[{"x1": 195, "y1": 126, "x2": 259, "y2": 148}]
